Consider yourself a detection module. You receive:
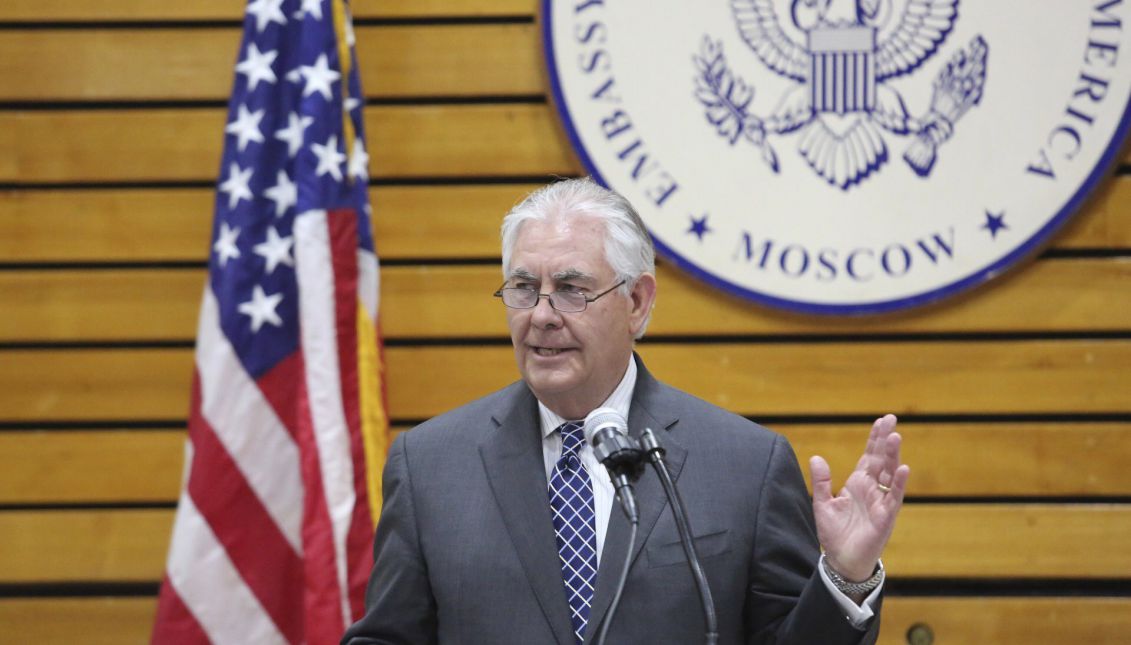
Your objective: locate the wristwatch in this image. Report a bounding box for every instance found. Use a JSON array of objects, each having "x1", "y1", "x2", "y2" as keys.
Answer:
[{"x1": 821, "y1": 555, "x2": 885, "y2": 595}]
